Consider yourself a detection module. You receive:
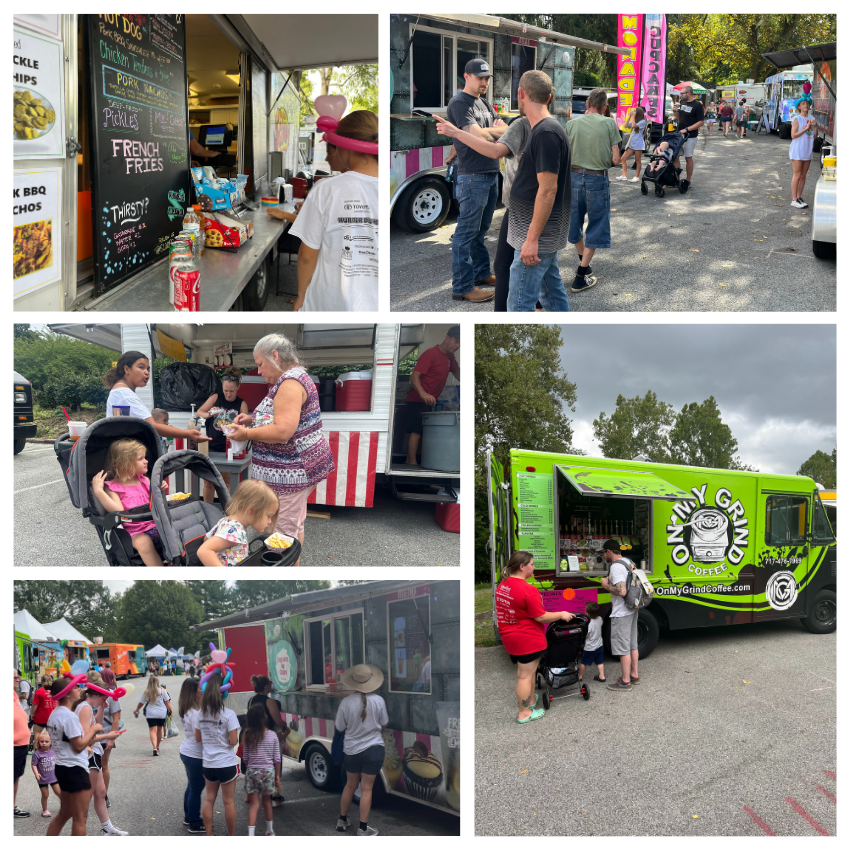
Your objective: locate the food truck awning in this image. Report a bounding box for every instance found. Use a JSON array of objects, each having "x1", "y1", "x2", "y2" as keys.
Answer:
[
  {"x1": 556, "y1": 464, "x2": 692, "y2": 501},
  {"x1": 192, "y1": 580, "x2": 432, "y2": 631},
  {"x1": 762, "y1": 43, "x2": 836, "y2": 70},
  {"x1": 225, "y1": 14, "x2": 379, "y2": 71},
  {"x1": 42, "y1": 618, "x2": 92, "y2": 645},
  {"x1": 48, "y1": 324, "x2": 123, "y2": 352},
  {"x1": 423, "y1": 14, "x2": 631, "y2": 56}
]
